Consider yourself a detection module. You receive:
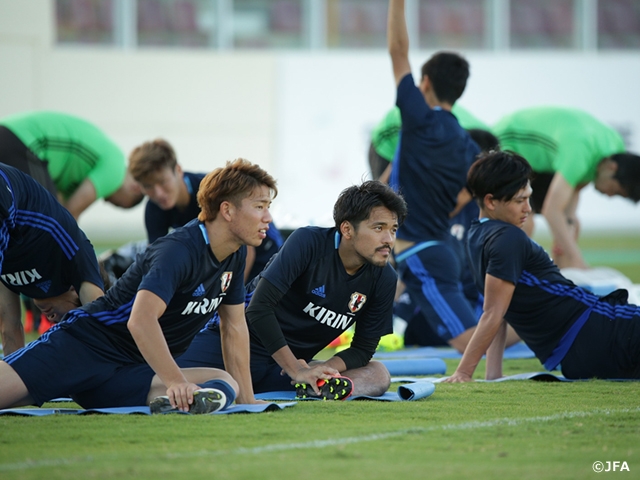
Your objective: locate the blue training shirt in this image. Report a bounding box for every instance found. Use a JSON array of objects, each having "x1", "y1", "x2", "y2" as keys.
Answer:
[
  {"x1": 390, "y1": 74, "x2": 479, "y2": 242},
  {"x1": 245, "y1": 226, "x2": 396, "y2": 361},
  {"x1": 0, "y1": 164, "x2": 103, "y2": 299},
  {"x1": 63, "y1": 219, "x2": 246, "y2": 362},
  {"x1": 467, "y1": 218, "x2": 594, "y2": 363}
]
